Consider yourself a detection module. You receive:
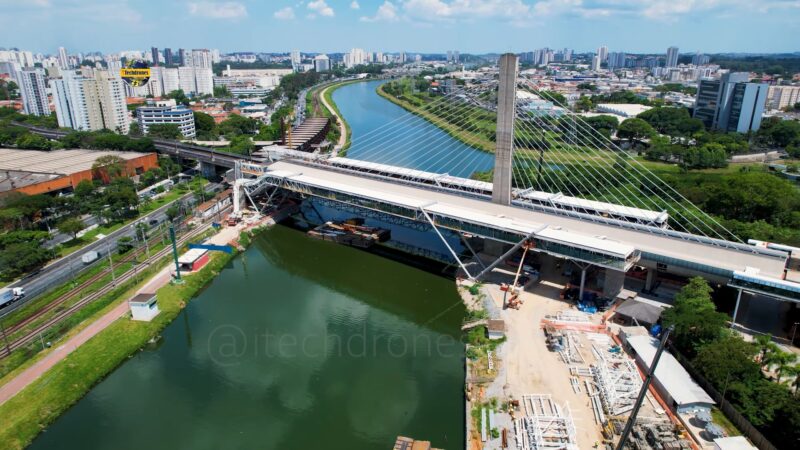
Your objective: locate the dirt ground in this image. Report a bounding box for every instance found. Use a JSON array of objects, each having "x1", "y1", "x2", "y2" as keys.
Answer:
[{"x1": 491, "y1": 266, "x2": 605, "y2": 450}]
